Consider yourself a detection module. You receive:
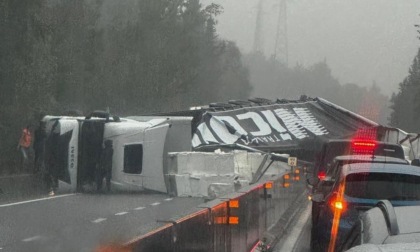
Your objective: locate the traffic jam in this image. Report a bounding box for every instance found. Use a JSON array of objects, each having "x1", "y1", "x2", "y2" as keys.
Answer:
[{"x1": 307, "y1": 137, "x2": 420, "y2": 251}]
